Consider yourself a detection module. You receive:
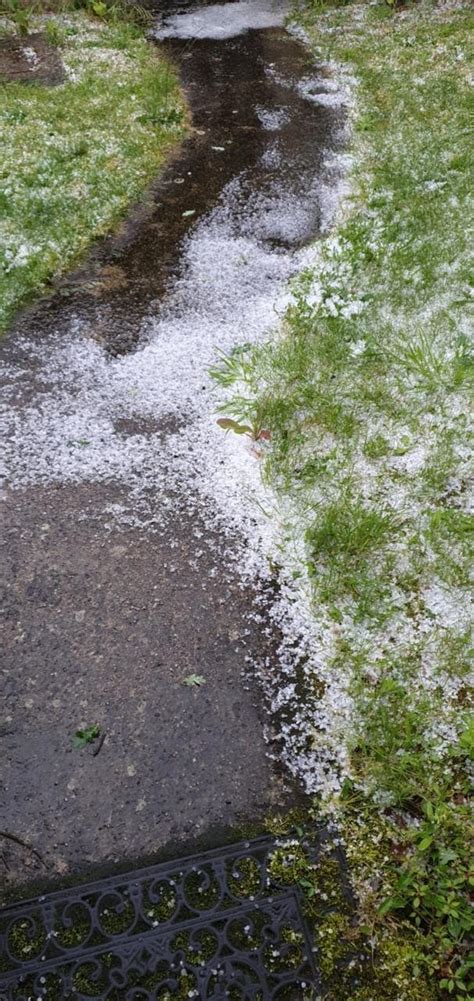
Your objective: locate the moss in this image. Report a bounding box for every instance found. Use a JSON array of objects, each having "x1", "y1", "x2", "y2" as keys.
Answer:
[
  {"x1": 261, "y1": 810, "x2": 442, "y2": 999},
  {"x1": 315, "y1": 907, "x2": 438, "y2": 1001},
  {"x1": 7, "y1": 914, "x2": 47, "y2": 961},
  {"x1": 328, "y1": 807, "x2": 442, "y2": 1000},
  {"x1": 55, "y1": 914, "x2": 92, "y2": 947},
  {"x1": 312, "y1": 852, "x2": 351, "y2": 915},
  {"x1": 171, "y1": 928, "x2": 218, "y2": 965},
  {"x1": 264, "y1": 807, "x2": 309, "y2": 838},
  {"x1": 227, "y1": 855, "x2": 262, "y2": 898},
  {"x1": 97, "y1": 897, "x2": 135, "y2": 935},
  {"x1": 268, "y1": 843, "x2": 313, "y2": 887},
  {"x1": 142, "y1": 882, "x2": 177, "y2": 923},
  {"x1": 72, "y1": 959, "x2": 109, "y2": 996},
  {"x1": 265, "y1": 925, "x2": 305, "y2": 972},
  {"x1": 183, "y1": 866, "x2": 221, "y2": 909},
  {"x1": 317, "y1": 911, "x2": 354, "y2": 980}
]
